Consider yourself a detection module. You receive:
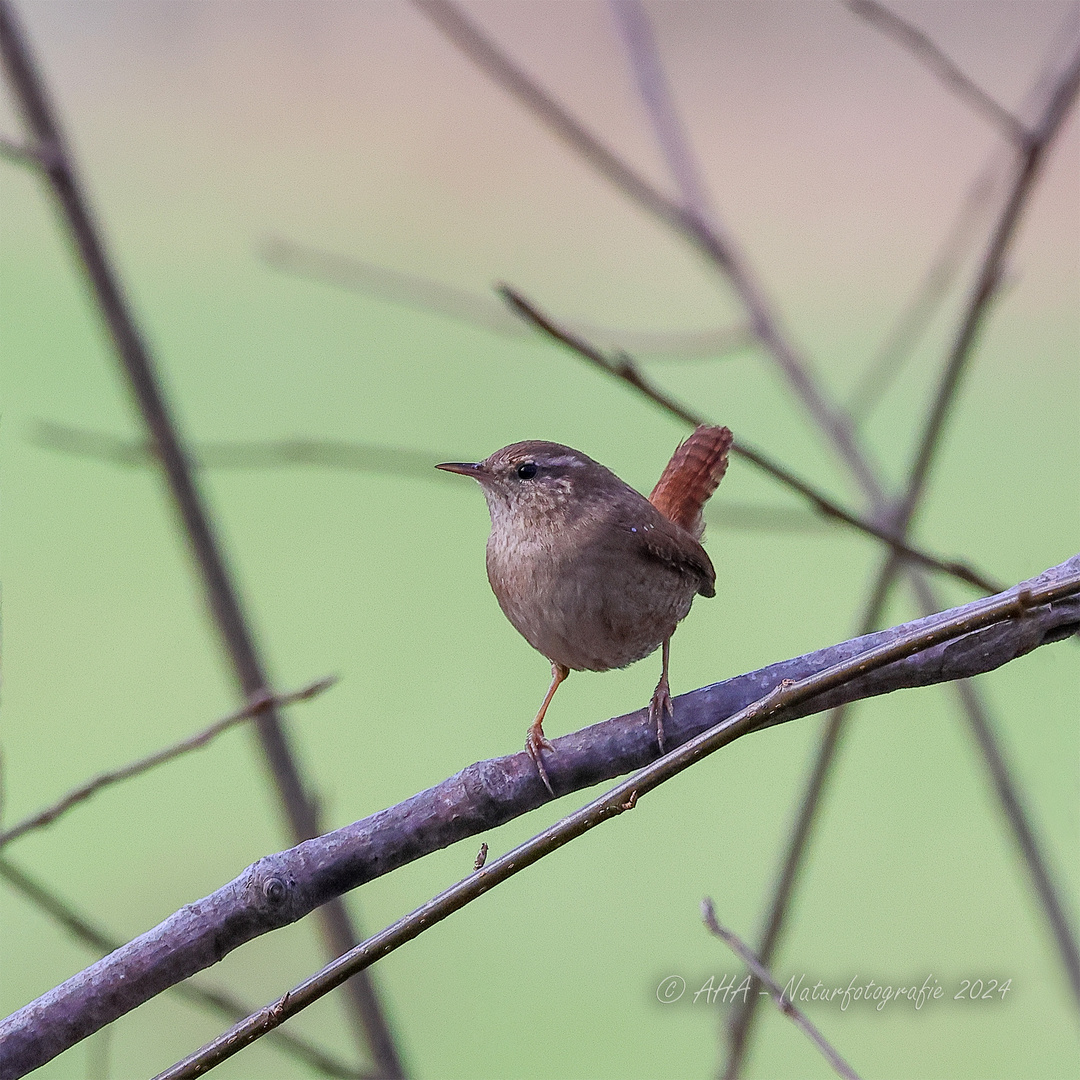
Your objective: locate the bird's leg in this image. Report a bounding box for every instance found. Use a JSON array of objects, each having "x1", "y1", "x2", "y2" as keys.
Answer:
[
  {"x1": 649, "y1": 637, "x2": 674, "y2": 753},
  {"x1": 526, "y1": 661, "x2": 568, "y2": 796}
]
